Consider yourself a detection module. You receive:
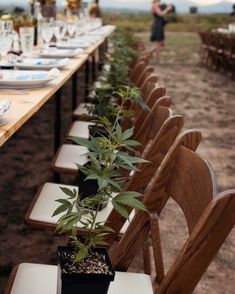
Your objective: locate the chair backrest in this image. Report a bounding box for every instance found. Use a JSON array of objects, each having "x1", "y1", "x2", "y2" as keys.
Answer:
[
  {"x1": 111, "y1": 131, "x2": 235, "y2": 293},
  {"x1": 134, "y1": 104, "x2": 172, "y2": 147},
  {"x1": 130, "y1": 60, "x2": 147, "y2": 84},
  {"x1": 134, "y1": 86, "x2": 166, "y2": 124},
  {"x1": 105, "y1": 113, "x2": 185, "y2": 244},
  {"x1": 128, "y1": 75, "x2": 159, "y2": 123},
  {"x1": 149, "y1": 145, "x2": 235, "y2": 293},
  {"x1": 140, "y1": 75, "x2": 158, "y2": 102},
  {"x1": 109, "y1": 130, "x2": 202, "y2": 270},
  {"x1": 157, "y1": 189, "x2": 235, "y2": 293},
  {"x1": 135, "y1": 66, "x2": 155, "y2": 89}
]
